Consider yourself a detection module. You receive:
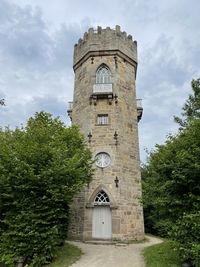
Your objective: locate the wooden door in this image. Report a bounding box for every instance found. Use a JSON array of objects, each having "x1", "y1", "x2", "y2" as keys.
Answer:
[{"x1": 92, "y1": 206, "x2": 112, "y2": 239}]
